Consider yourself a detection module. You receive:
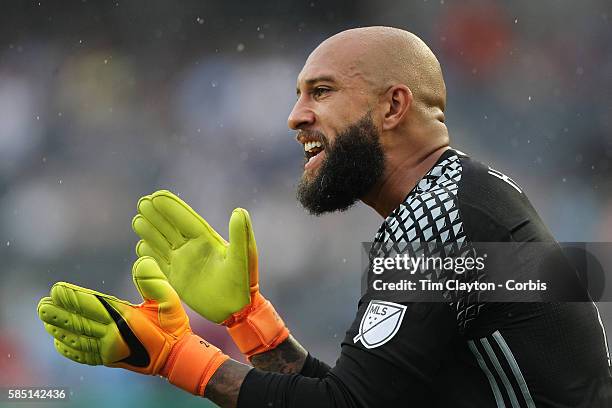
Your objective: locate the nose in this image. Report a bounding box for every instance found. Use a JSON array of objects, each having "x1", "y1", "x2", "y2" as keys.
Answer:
[{"x1": 287, "y1": 97, "x2": 315, "y2": 130}]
